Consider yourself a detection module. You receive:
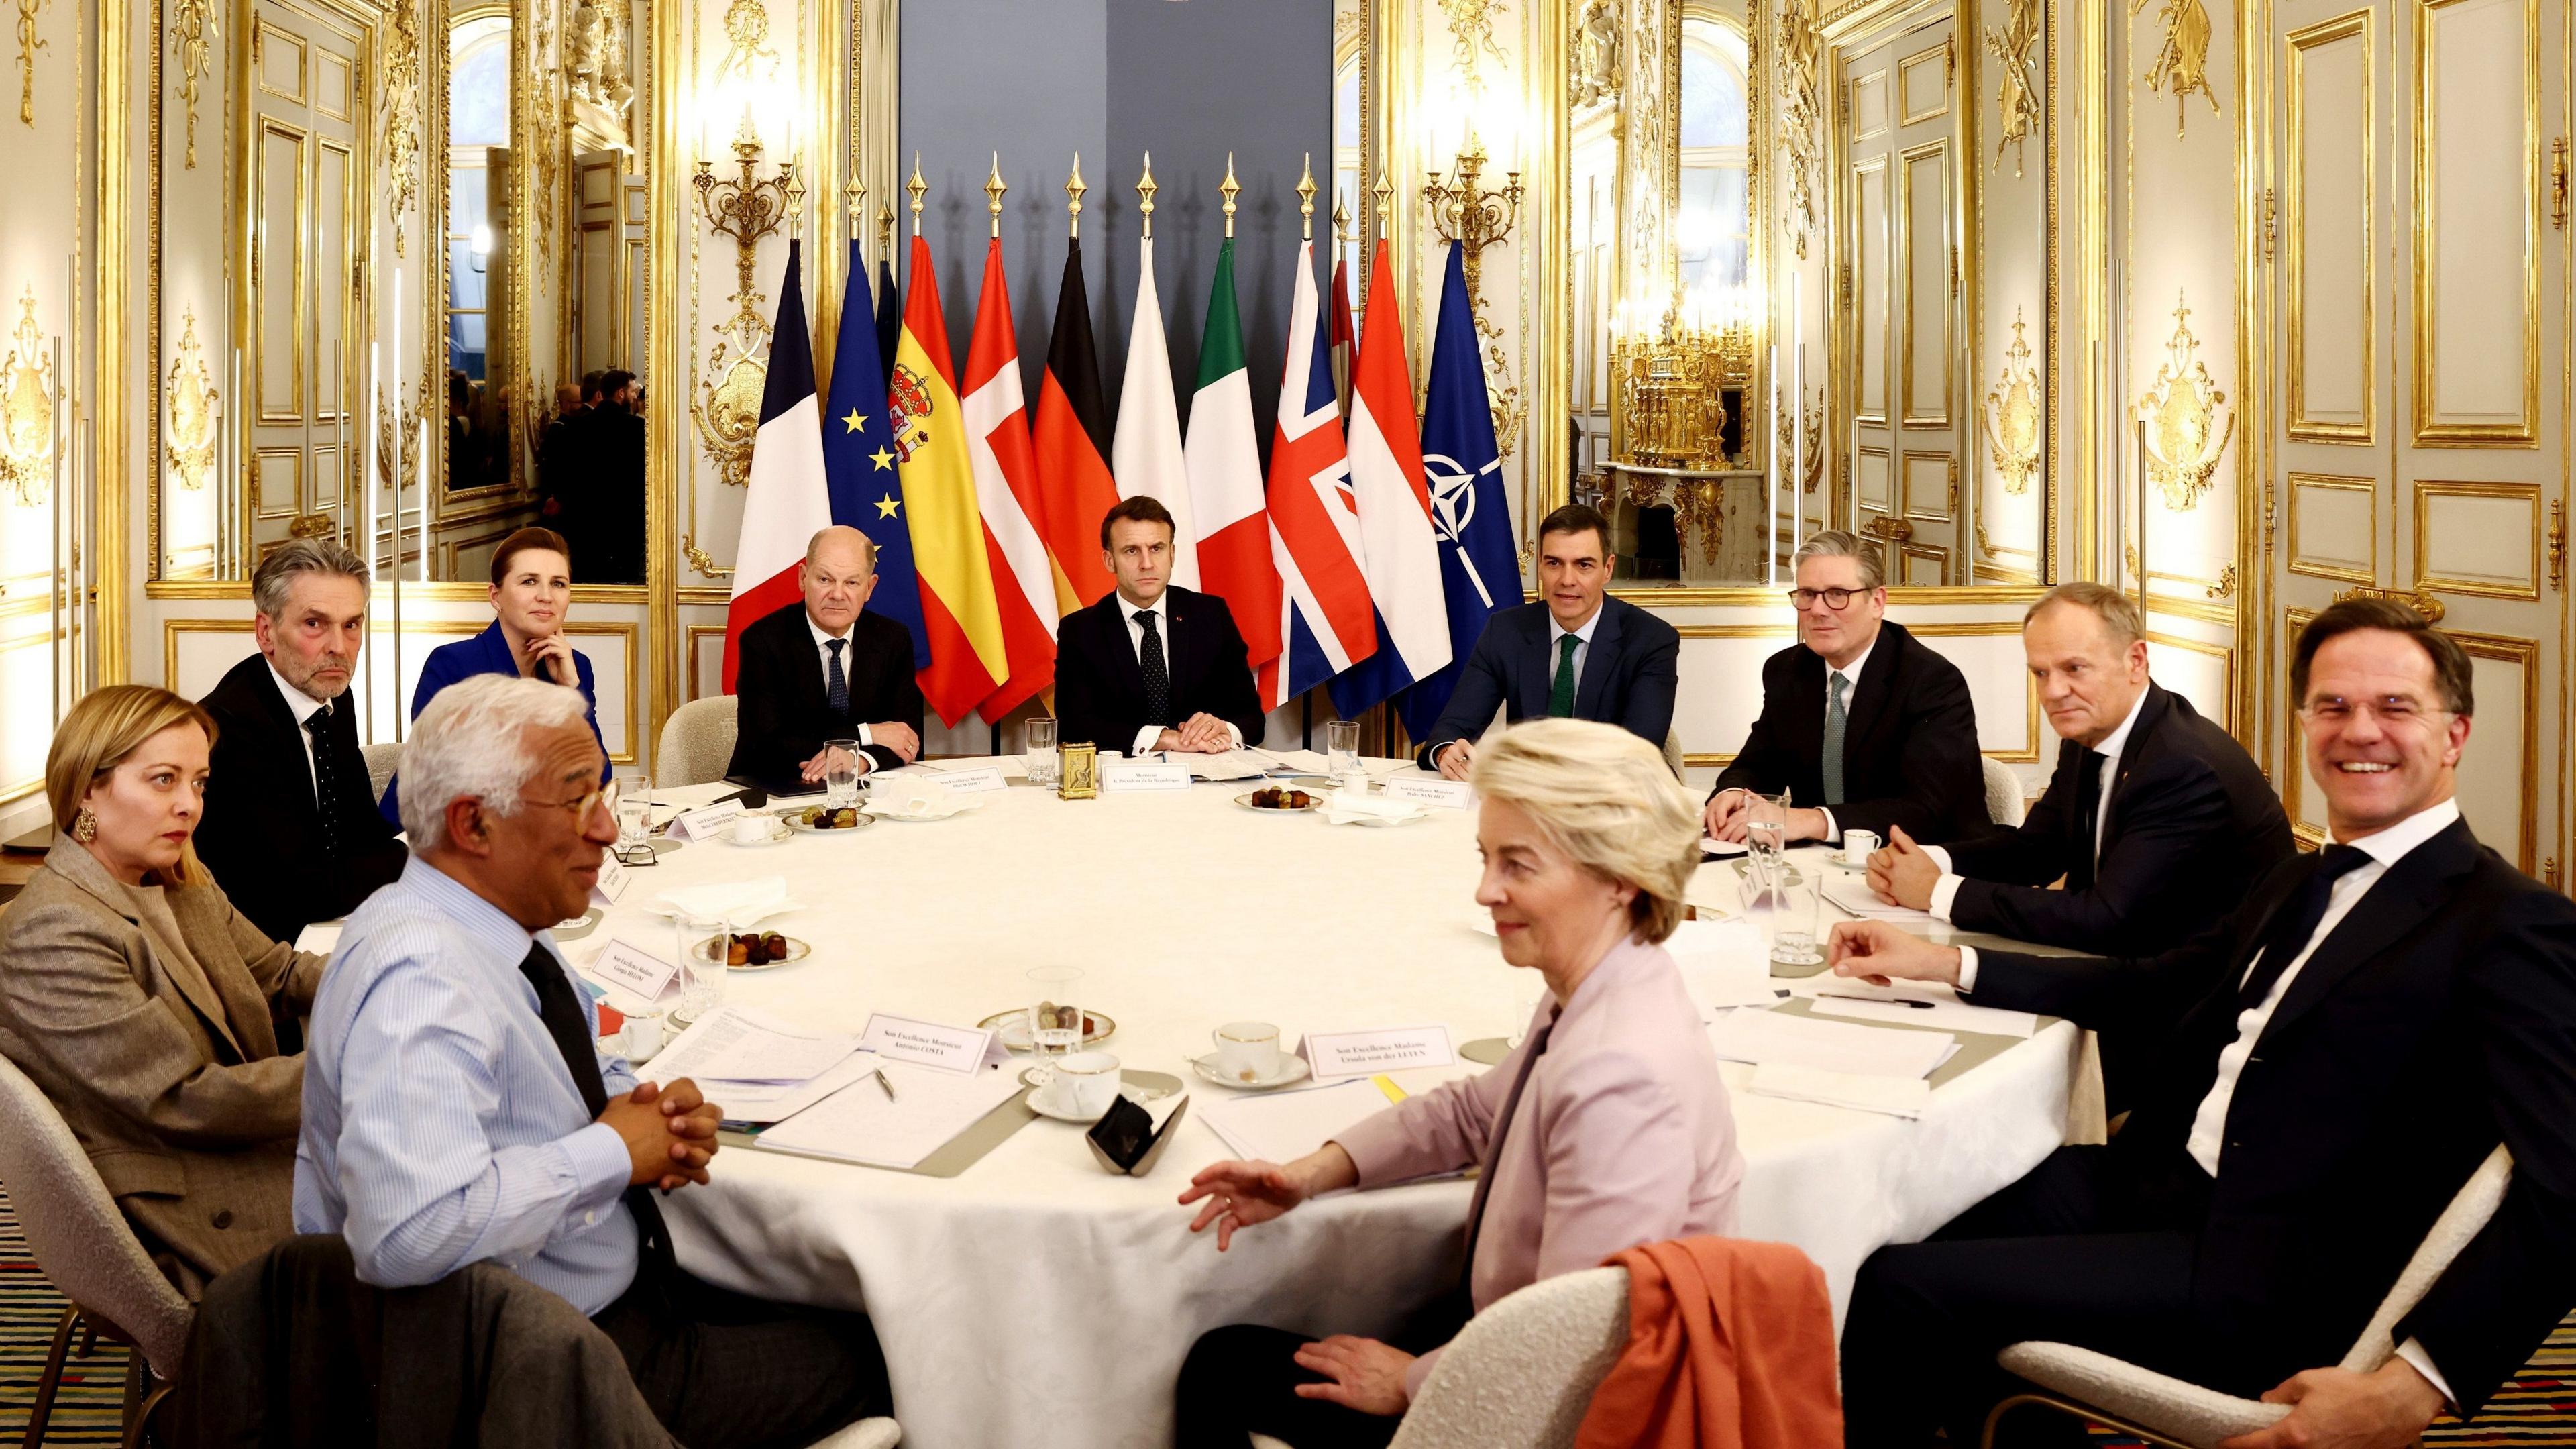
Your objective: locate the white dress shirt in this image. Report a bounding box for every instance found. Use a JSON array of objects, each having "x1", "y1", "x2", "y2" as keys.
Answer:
[
  {"x1": 806, "y1": 614, "x2": 879, "y2": 773},
  {"x1": 266, "y1": 661, "x2": 332, "y2": 806},
  {"x1": 1924, "y1": 686, "x2": 2147, "y2": 922},
  {"x1": 1120, "y1": 590, "x2": 1242, "y2": 757},
  {"x1": 1813, "y1": 638, "x2": 1874, "y2": 845},
  {"x1": 1957, "y1": 797, "x2": 2467, "y2": 1407}
]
